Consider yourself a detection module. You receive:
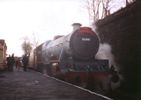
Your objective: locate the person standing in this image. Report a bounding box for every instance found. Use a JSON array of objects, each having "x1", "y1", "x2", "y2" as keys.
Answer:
[
  {"x1": 11, "y1": 54, "x2": 15, "y2": 71},
  {"x1": 6, "y1": 55, "x2": 11, "y2": 71},
  {"x1": 22, "y1": 55, "x2": 29, "y2": 71},
  {"x1": 15, "y1": 58, "x2": 21, "y2": 71},
  {"x1": 6, "y1": 54, "x2": 15, "y2": 71}
]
